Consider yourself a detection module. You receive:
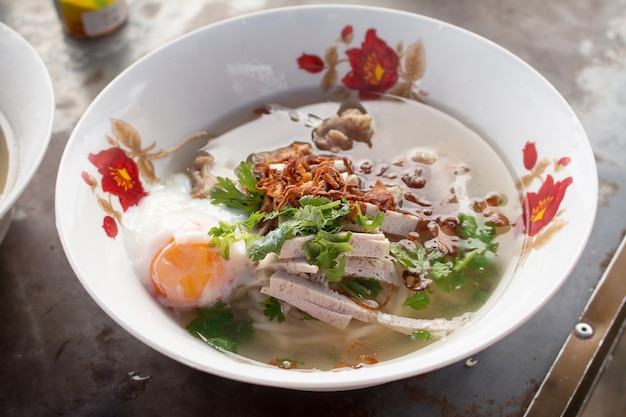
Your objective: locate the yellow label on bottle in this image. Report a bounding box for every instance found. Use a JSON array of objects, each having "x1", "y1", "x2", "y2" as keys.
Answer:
[
  {"x1": 56, "y1": 0, "x2": 127, "y2": 38},
  {"x1": 59, "y1": 0, "x2": 116, "y2": 10}
]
